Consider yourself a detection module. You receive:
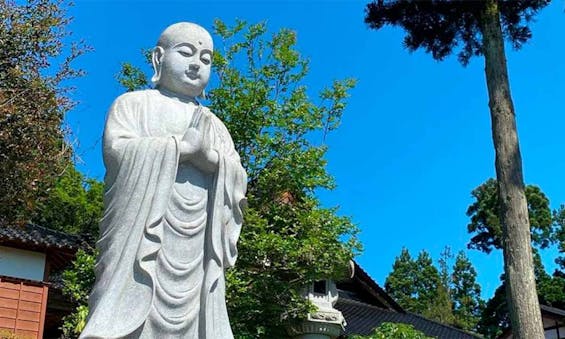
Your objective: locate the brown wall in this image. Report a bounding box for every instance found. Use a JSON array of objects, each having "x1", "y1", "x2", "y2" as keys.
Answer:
[{"x1": 0, "y1": 277, "x2": 49, "y2": 339}]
